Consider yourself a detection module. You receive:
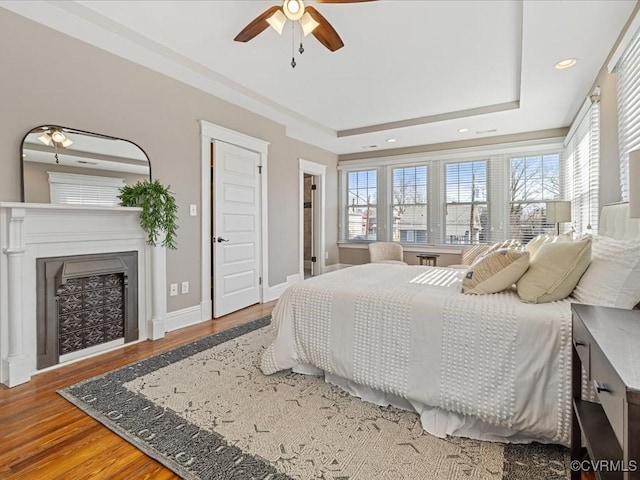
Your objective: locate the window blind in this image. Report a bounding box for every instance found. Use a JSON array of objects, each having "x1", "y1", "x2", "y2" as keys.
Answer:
[
  {"x1": 48, "y1": 172, "x2": 126, "y2": 207},
  {"x1": 615, "y1": 28, "x2": 640, "y2": 201},
  {"x1": 564, "y1": 101, "x2": 600, "y2": 235}
]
